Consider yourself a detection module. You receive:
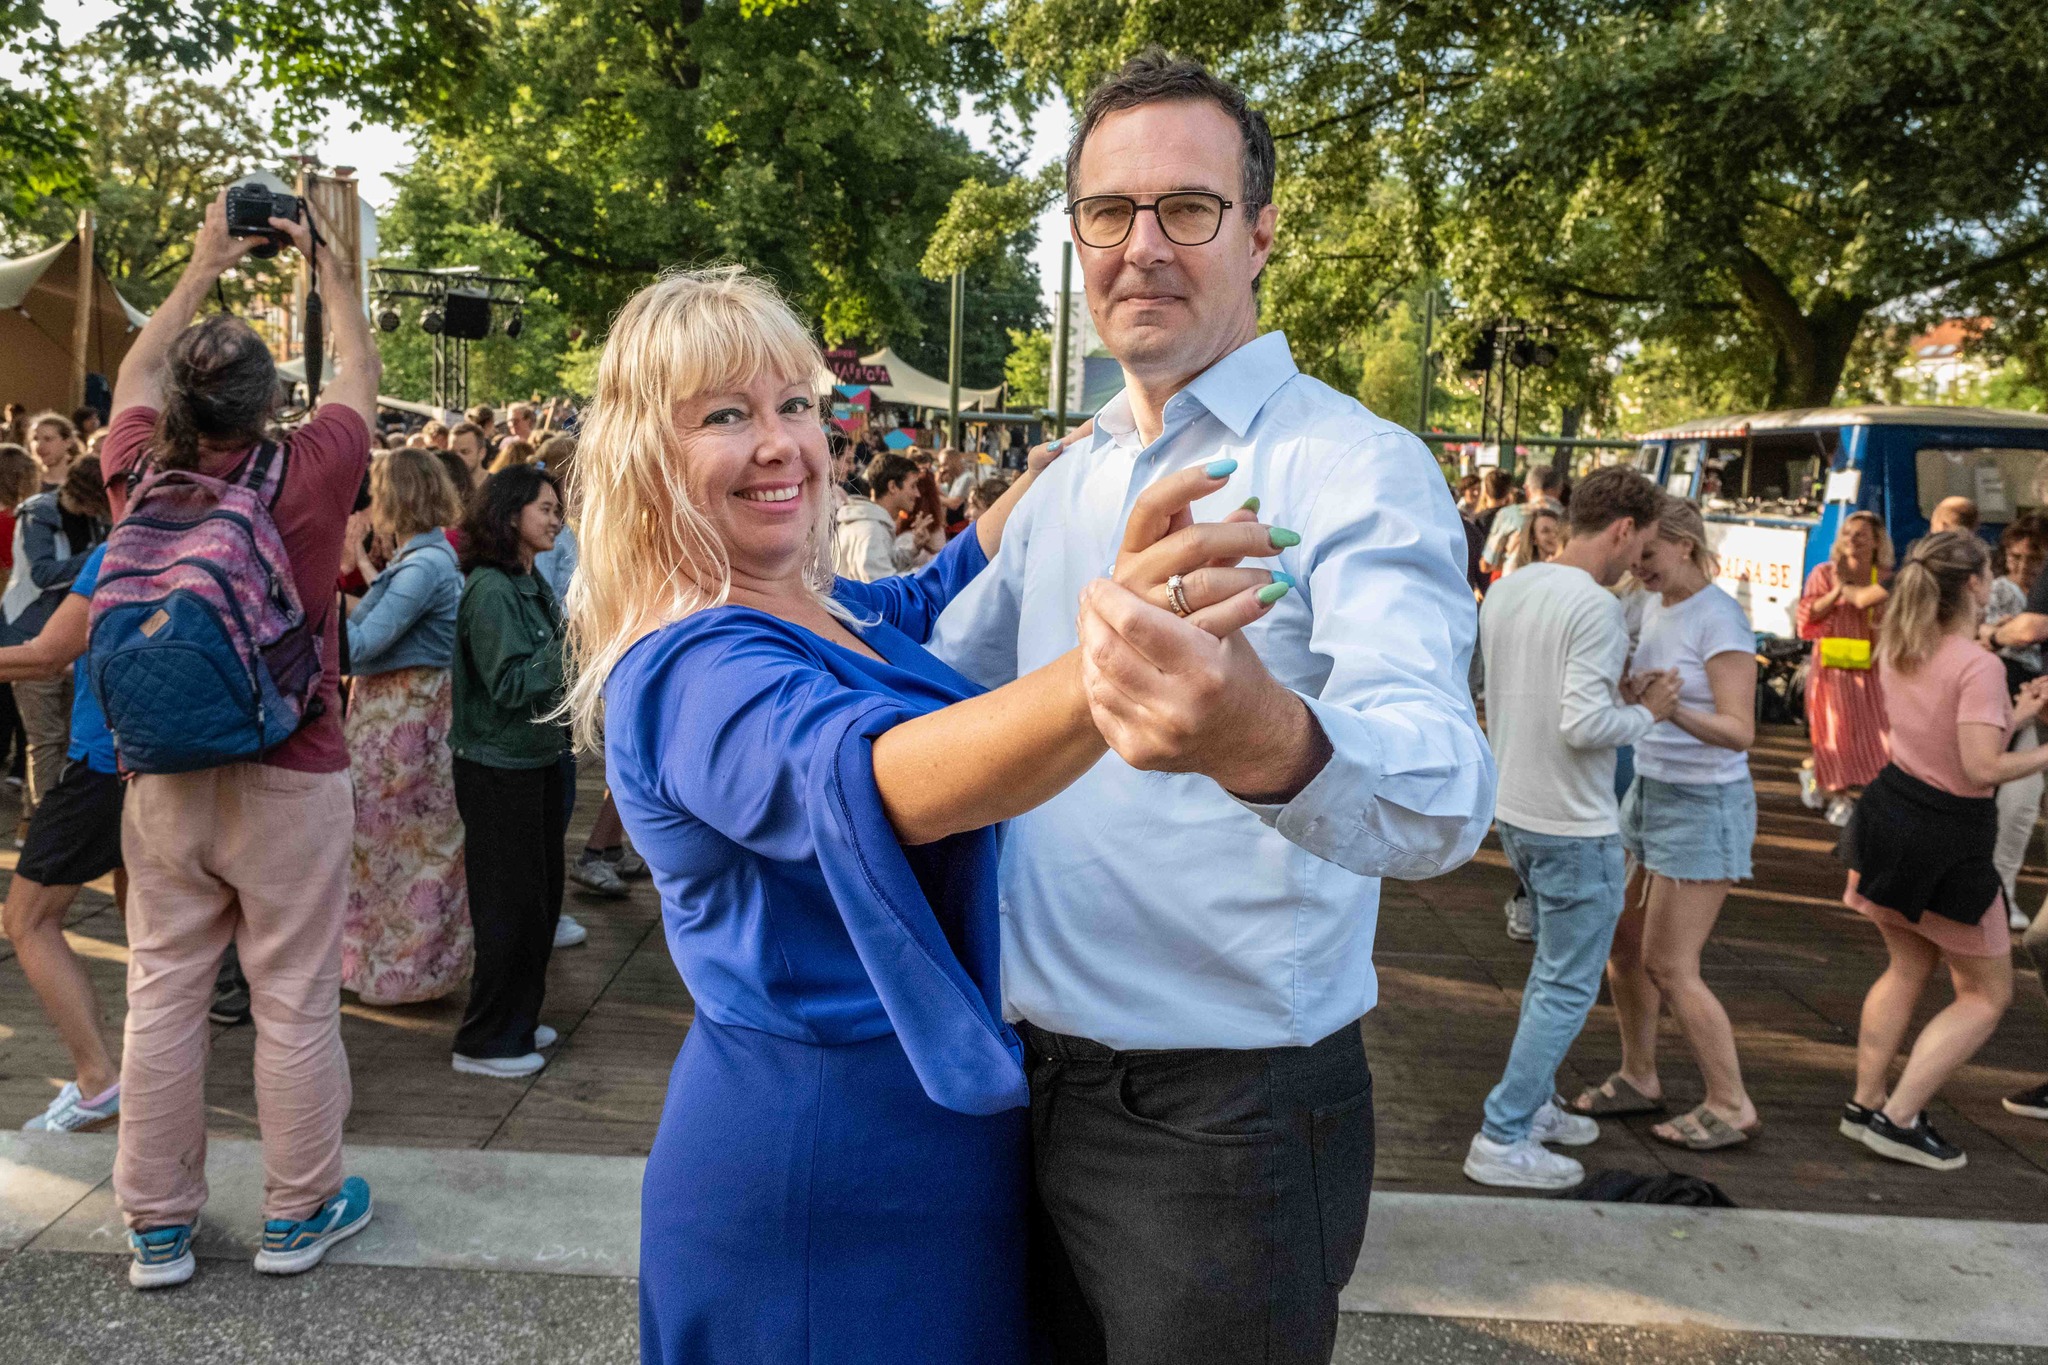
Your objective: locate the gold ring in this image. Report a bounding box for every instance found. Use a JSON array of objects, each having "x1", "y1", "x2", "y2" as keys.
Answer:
[{"x1": 1166, "y1": 573, "x2": 1192, "y2": 617}]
